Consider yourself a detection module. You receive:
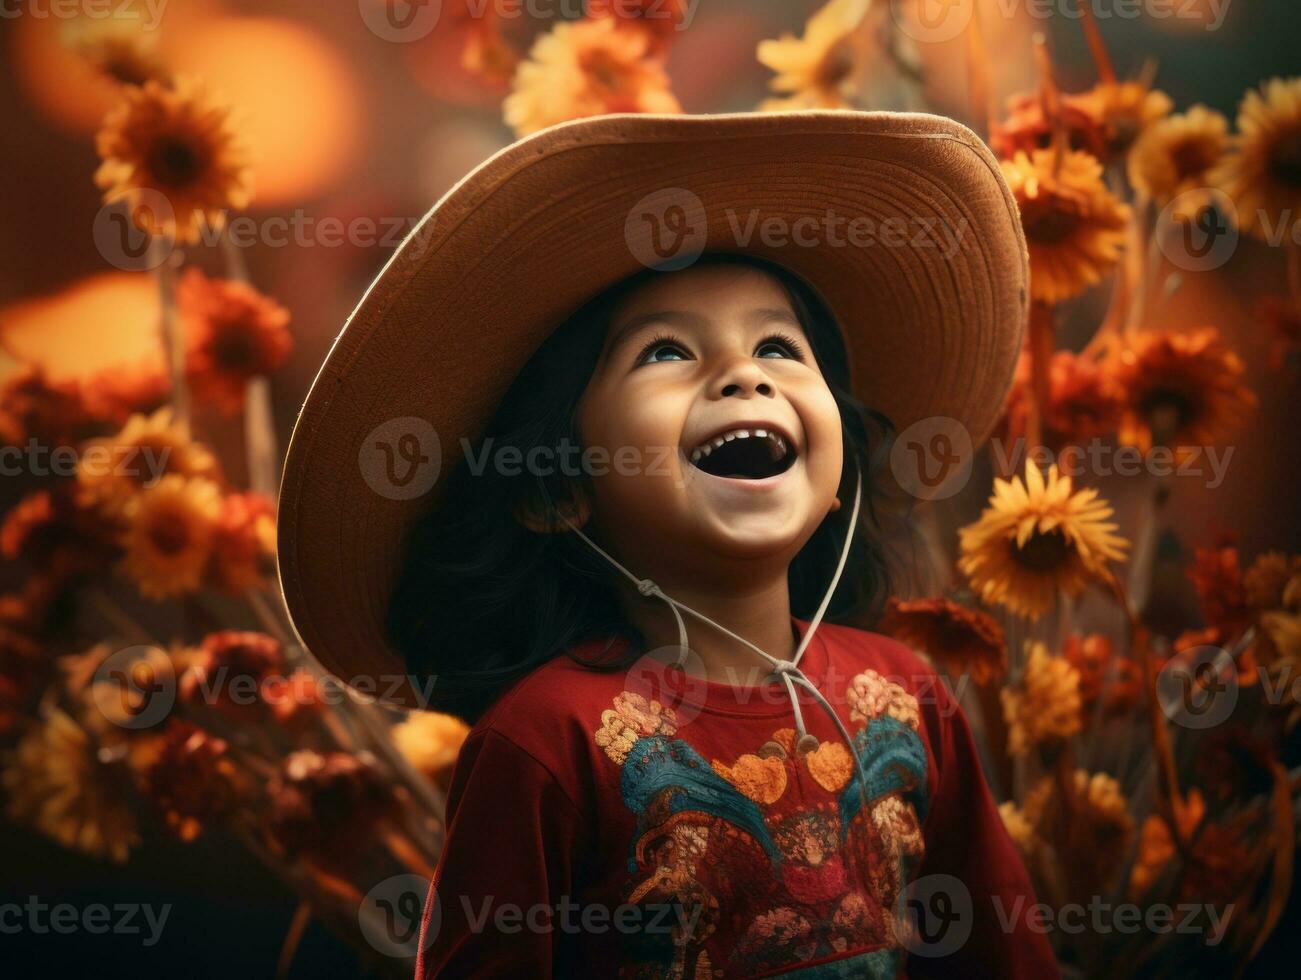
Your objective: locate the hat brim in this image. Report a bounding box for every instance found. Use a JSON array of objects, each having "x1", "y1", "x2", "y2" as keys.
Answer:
[{"x1": 277, "y1": 110, "x2": 1028, "y2": 704}]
